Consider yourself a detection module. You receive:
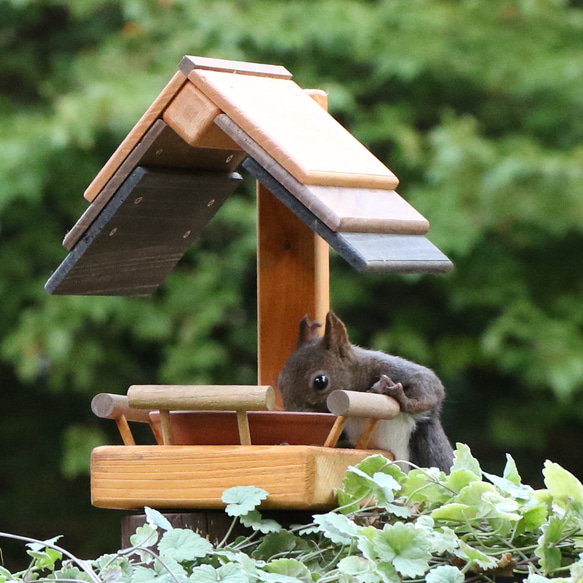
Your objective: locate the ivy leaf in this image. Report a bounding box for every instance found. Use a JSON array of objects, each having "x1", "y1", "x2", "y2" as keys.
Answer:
[
  {"x1": 313, "y1": 512, "x2": 358, "y2": 545},
  {"x1": 240, "y1": 510, "x2": 281, "y2": 534},
  {"x1": 159, "y1": 528, "x2": 213, "y2": 561},
  {"x1": 55, "y1": 567, "x2": 94, "y2": 583},
  {"x1": 542, "y1": 461, "x2": 583, "y2": 512},
  {"x1": 375, "y1": 561, "x2": 400, "y2": 583},
  {"x1": 130, "y1": 525, "x2": 158, "y2": 549},
  {"x1": 503, "y1": 454, "x2": 522, "y2": 484},
  {"x1": 26, "y1": 546, "x2": 62, "y2": 571},
  {"x1": 426, "y1": 565, "x2": 465, "y2": 583},
  {"x1": 535, "y1": 516, "x2": 564, "y2": 575},
  {"x1": 252, "y1": 530, "x2": 298, "y2": 561},
  {"x1": 263, "y1": 558, "x2": 312, "y2": 583},
  {"x1": 401, "y1": 469, "x2": 451, "y2": 506},
  {"x1": 337, "y1": 556, "x2": 380, "y2": 583},
  {"x1": 415, "y1": 517, "x2": 459, "y2": 554},
  {"x1": 455, "y1": 481, "x2": 498, "y2": 519},
  {"x1": 454, "y1": 540, "x2": 498, "y2": 571},
  {"x1": 450, "y1": 444, "x2": 482, "y2": 481},
  {"x1": 190, "y1": 564, "x2": 248, "y2": 583},
  {"x1": 431, "y1": 503, "x2": 478, "y2": 522},
  {"x1": 483, "y1": 469, "x2": 535, "y2": 502},
  {"x1": 359, "y1": 522, "x2": 431, "y2": 578},
  {"x1": 154, "y1": 556, "x2": 187, "y2": 579},
  {"x1": 481, "y1": 491, "x2": 521, "y2": 521},
  {"x1": 222, "y1": 486, "x2": 269, "y2": 517},
  {"x1": 145, "y1": 507, "x2": 173, "y2": 531},
  {"x1": 131, "y1": 565, "x2": 159, "y2": 583},
  {"x1": 445, "y1": 468, "x2": 481, "y2": 494}
]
